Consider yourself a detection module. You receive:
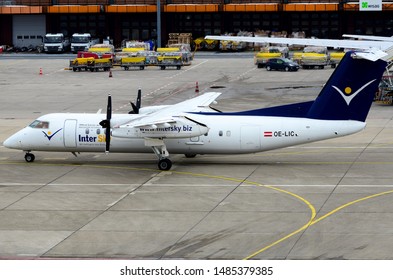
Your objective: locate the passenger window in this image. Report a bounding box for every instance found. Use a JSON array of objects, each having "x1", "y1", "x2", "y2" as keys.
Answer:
[
  {"x1": 219, "y1": 131, "x2": 223, "y2": 136},
  {"x1": 226, "y1": 131, "x2": 231, "y2": 137},
  {"x1": 85, "y1": 128, "x2": 89, "y2": 134},
  {"x1": 97, "y1": 128, "x2": 101, "y2": 134}
]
